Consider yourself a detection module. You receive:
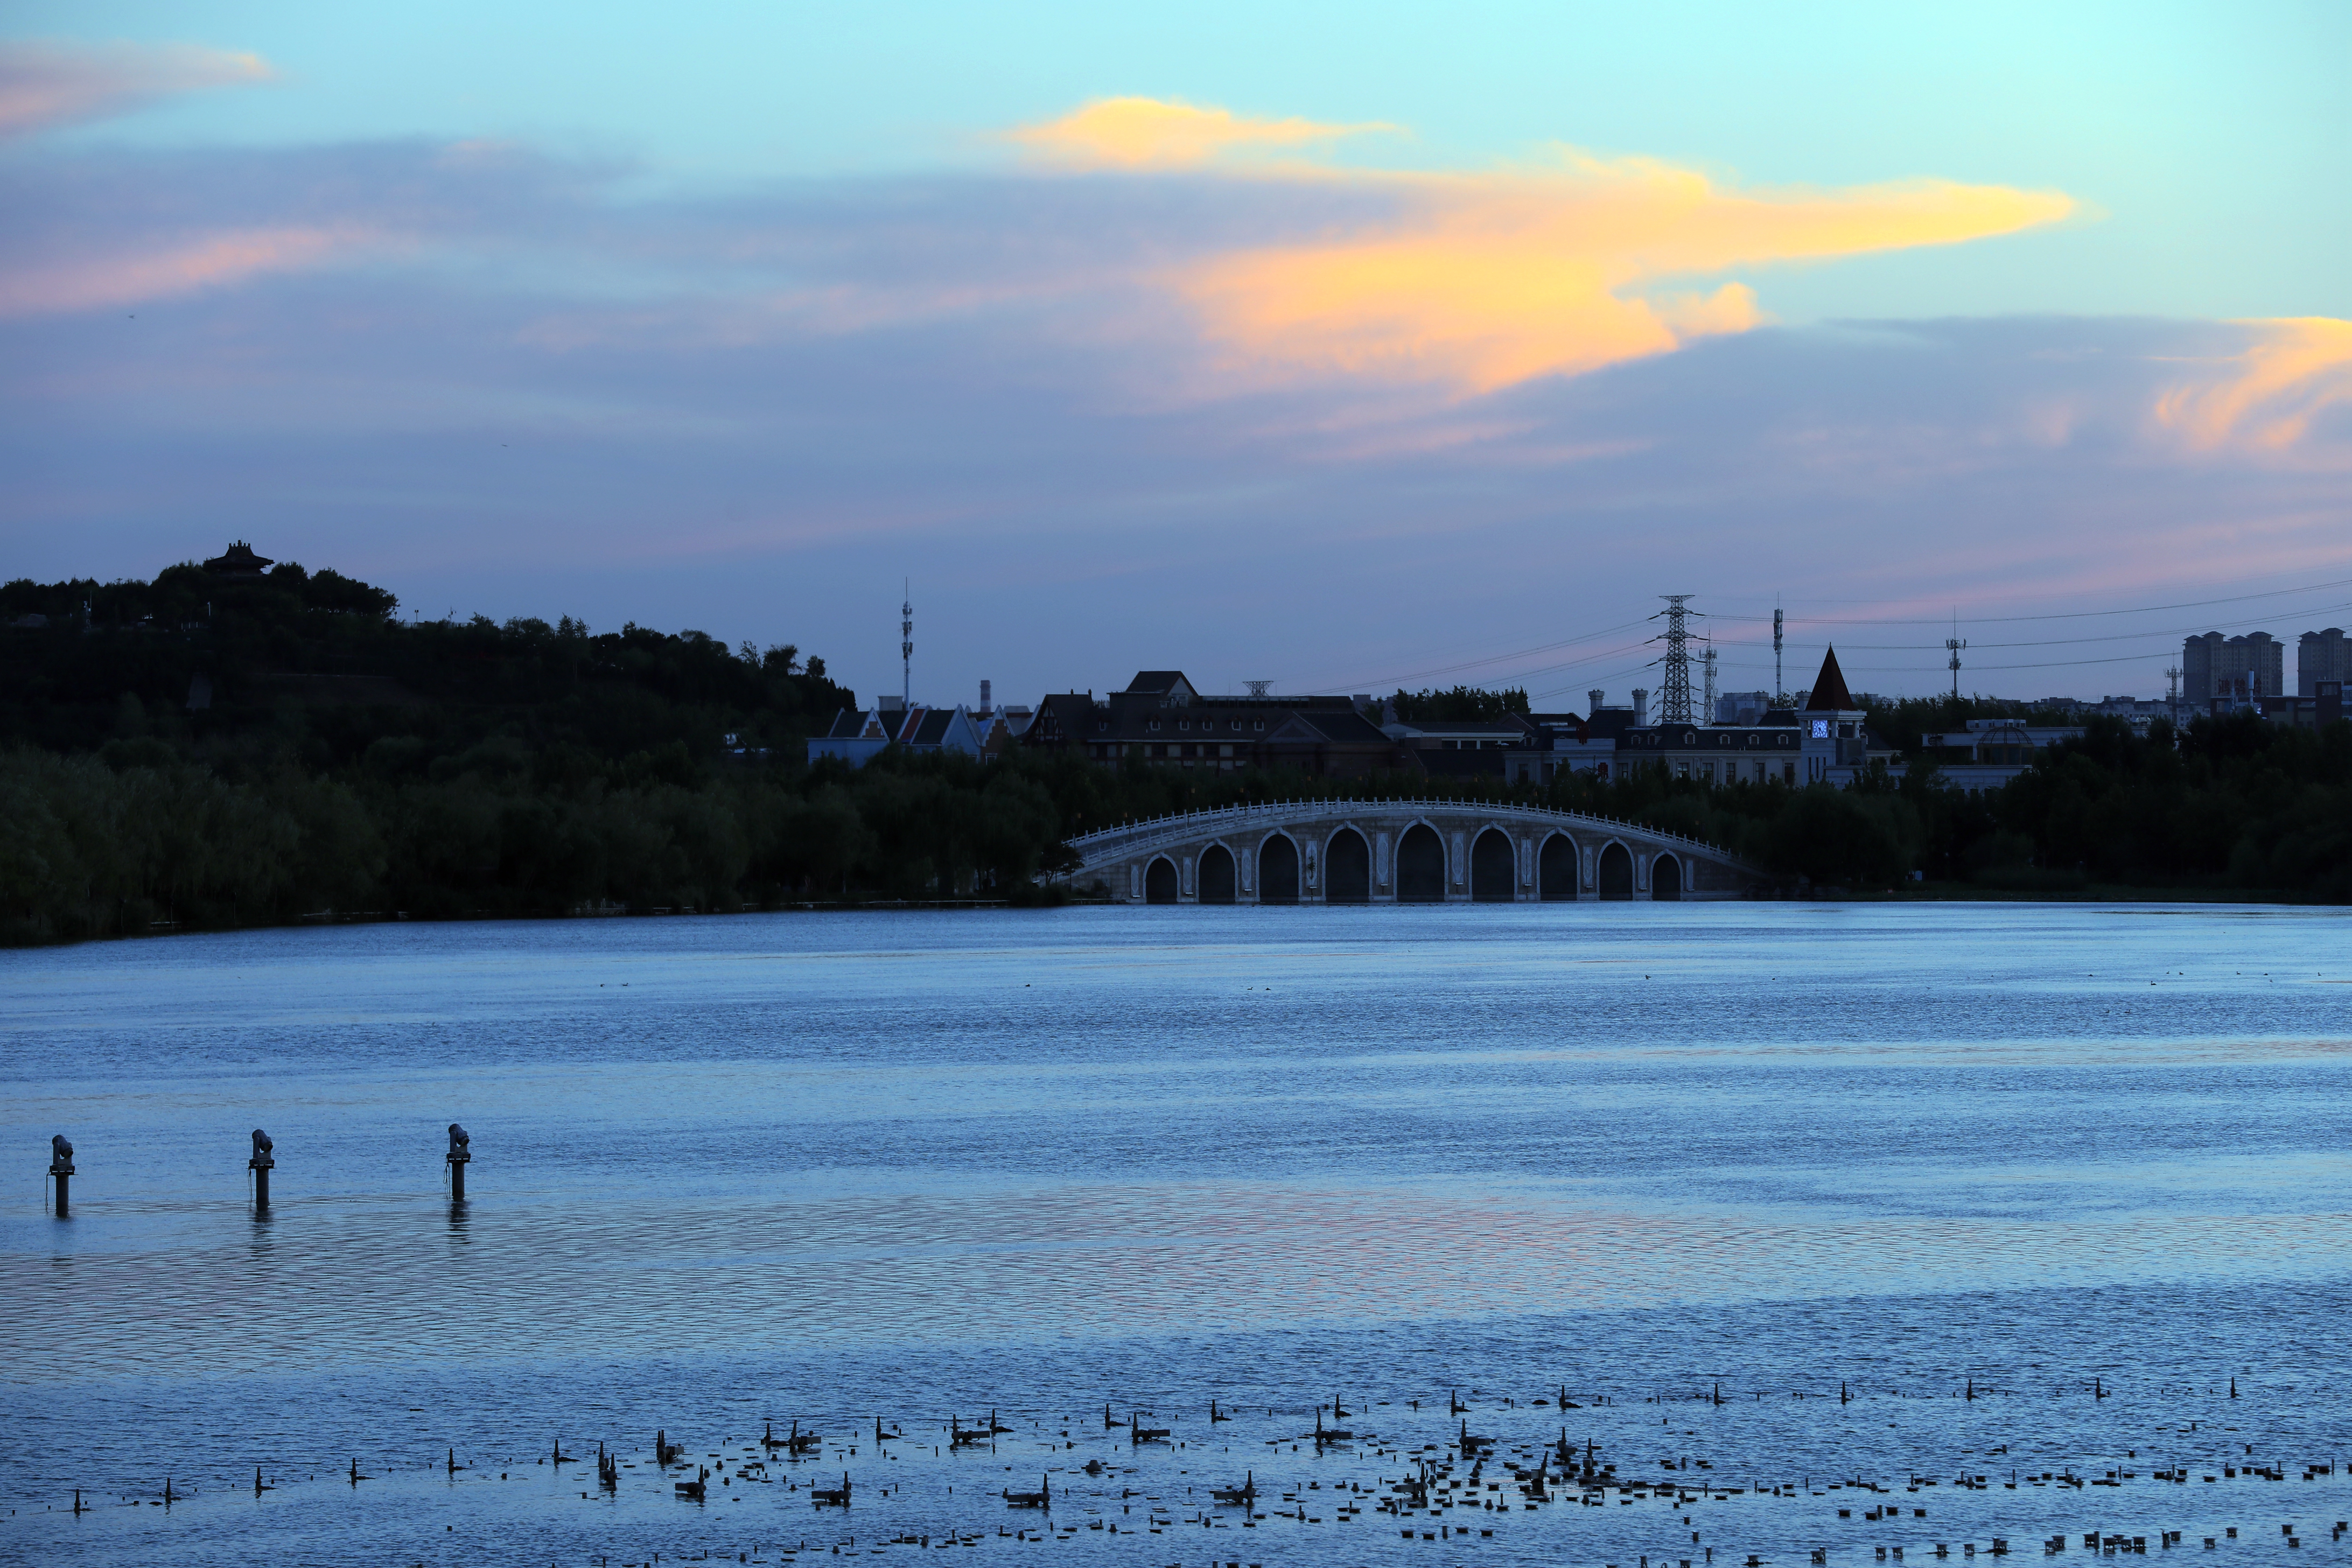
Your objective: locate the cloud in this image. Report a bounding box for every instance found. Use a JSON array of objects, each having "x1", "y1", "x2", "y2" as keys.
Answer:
[
  {"x1": 2154, "y1": 317, "x2": 2352, "y2": 451},
  {"x1": 1008, "y1": 96, "x2": 1390, "y2": 169},
  {"x1": 1, "y1": 137, "x2": 2339, "y2": 708},
  {"x1": 0, "y1": 40, "x2": 273, "y2": 139},
  {"x1": 1174, "y1": 149, "x2": 2076, "y2": 394},
  {"x1": 0, "y1": 225, "x2": 361, "y2": 316}
]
